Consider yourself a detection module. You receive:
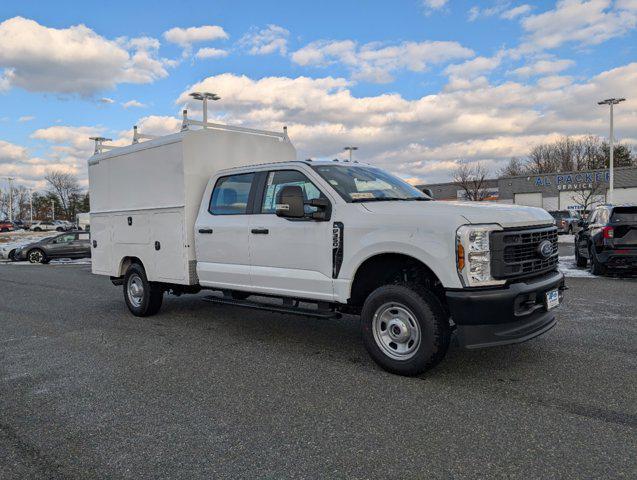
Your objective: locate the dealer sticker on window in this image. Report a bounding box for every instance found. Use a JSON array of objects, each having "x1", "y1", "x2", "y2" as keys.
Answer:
[{"x1": 545, "y1": 289, "x2": 560, "y2": 310}]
